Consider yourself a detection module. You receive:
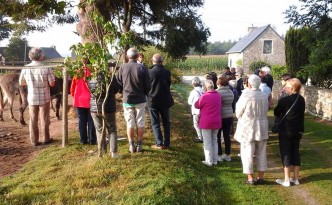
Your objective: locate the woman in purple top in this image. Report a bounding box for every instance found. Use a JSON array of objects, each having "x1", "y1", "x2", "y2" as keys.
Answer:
[{"x1": 195, "y1": 79, "x2": 222, "y2": 166}]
